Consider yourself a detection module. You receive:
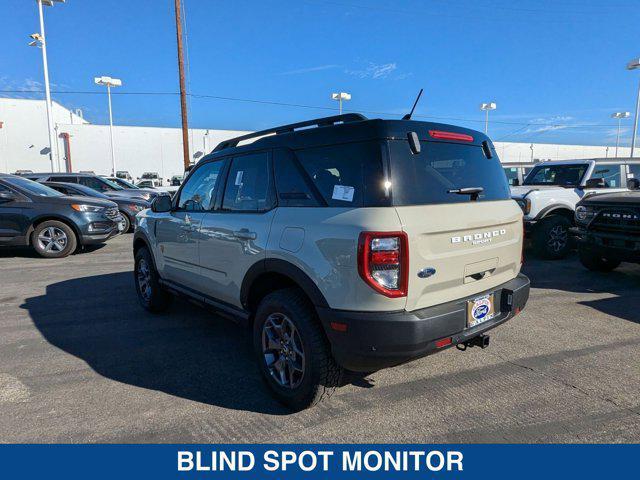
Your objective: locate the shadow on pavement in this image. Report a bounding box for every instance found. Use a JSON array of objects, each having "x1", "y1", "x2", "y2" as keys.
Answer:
[
  {"x1": 21, "y1": 272, "x2": 292, "y2": 415},
  {"x1": 523, "y1": 253, "x2": 640, "y2": 324}
]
